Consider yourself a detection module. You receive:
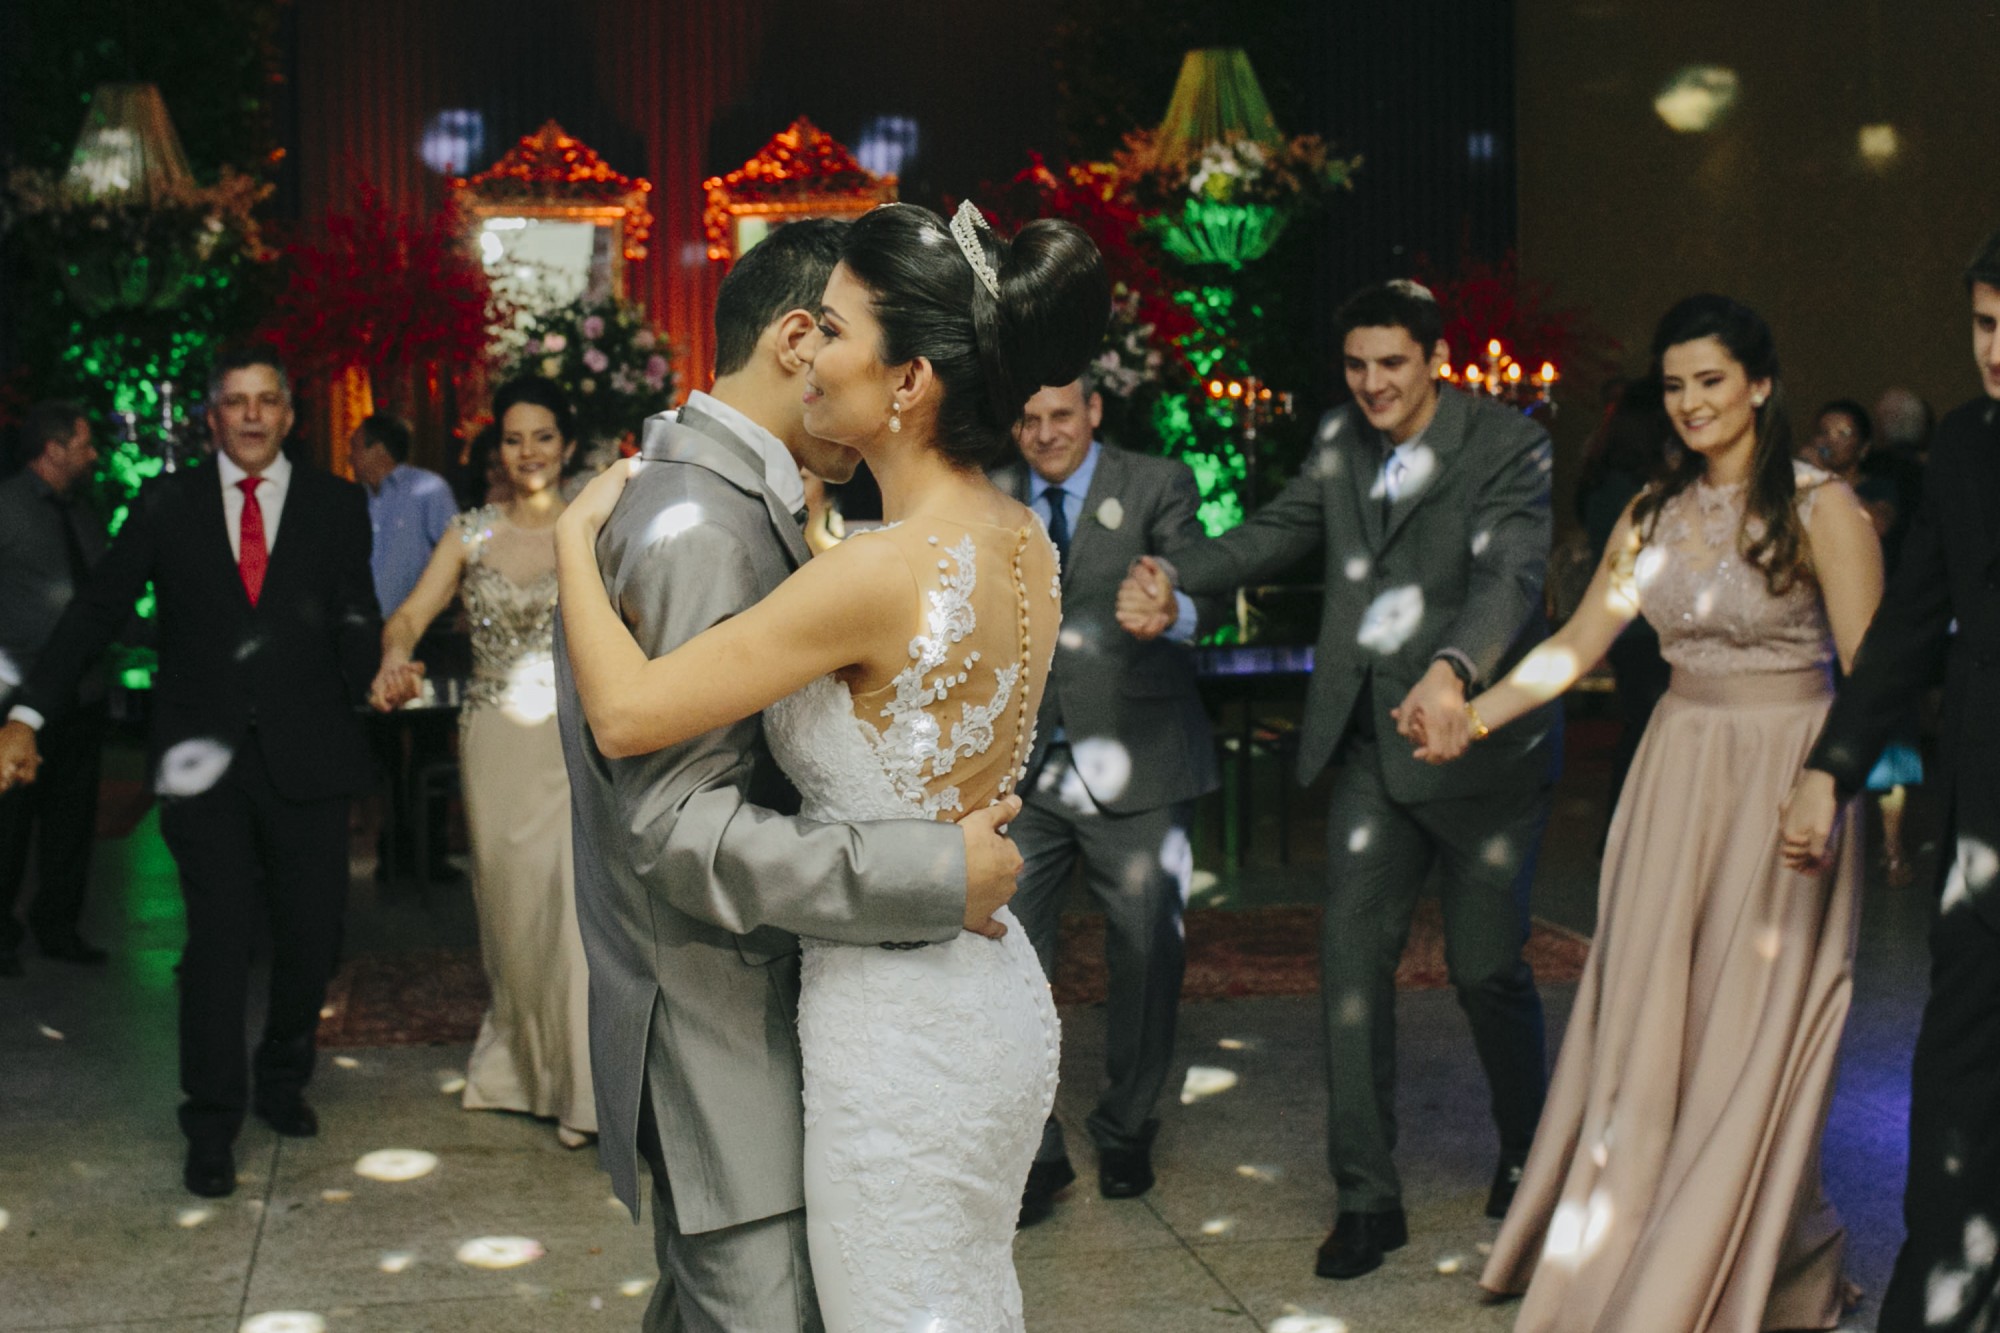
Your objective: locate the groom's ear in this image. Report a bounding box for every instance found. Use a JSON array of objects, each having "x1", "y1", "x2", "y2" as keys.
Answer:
[{"x1": 771, "y1": 309, "x2": 818, "y2": 374}]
